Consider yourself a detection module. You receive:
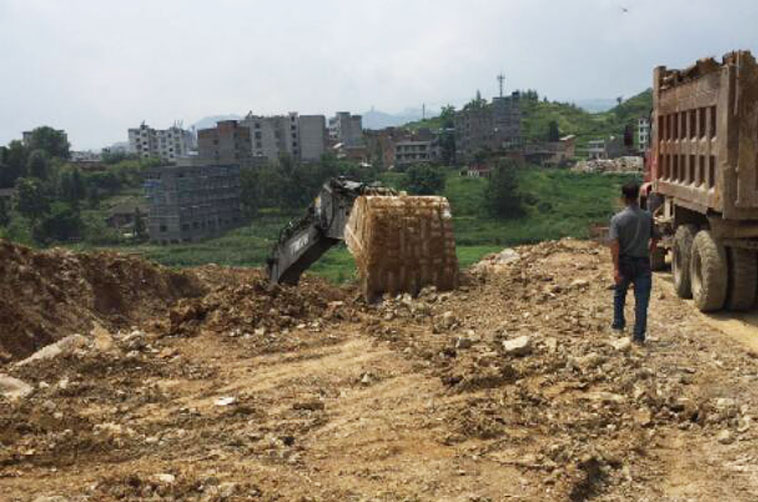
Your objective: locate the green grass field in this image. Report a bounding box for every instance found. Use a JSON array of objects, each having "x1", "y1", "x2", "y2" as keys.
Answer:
[{"x1": 85, "y1": 169, "x2": 638, "y2": 282}]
